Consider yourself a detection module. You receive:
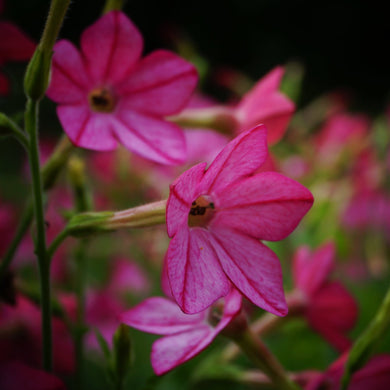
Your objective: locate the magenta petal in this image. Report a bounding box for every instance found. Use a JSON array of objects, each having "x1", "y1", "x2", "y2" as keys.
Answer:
[
  {"x1": 0, "y1": 21, "x2": 35, "y2": 61},
  {"x1": 120, "y1": 297, "x2": 205, "y2": 335},
  {"x1": 307, "y1": 281, "x2": 358, "y2": 352},
  {"x1": 293, "y1": 243, "x2": 335, "y2": 295},
  {"x1": 113, "y1": 109, "x2": 187, "y2": 165},
  {"x1": 0, "y1": 361, "x2": 65, "y2": 390},
  {"x1": 200, "y1": 125, "x2": 268, "y2": 194},
  {"x1": 213, "y1": 172, "x2": 314, "y2": 241},
  {"x1": 237, "y1": 66, "x2": 294, "y2": 145},
  {"x1": 211, "y1": 228, "x2": 287, "y2": 316},
  {"x1": 117, "y1": 50, "x2": 198, "y2": 116},
  {"x1": 81, "y1": 11, "x2": 143, "y2": 84},
  {"x1": 167, "y1": 227, "x2": 230, "y2": 314},
  {"x1": 0, "y1": 71, "x2": 9, "y2": 95},
  {"x1": 166, "y1": 162, "x2": 207, "y2": 237},
  {"x1": 57, "y1": 105, "x2": 117, "y2": 150},
  {"x1": 151, "y1": 325, "x2": 214, "y2": 375},
  {"x1": 47, "y1": 40, "x2": 91, "y2": 104}
]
